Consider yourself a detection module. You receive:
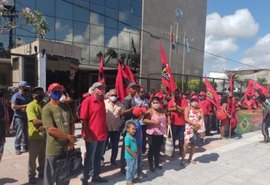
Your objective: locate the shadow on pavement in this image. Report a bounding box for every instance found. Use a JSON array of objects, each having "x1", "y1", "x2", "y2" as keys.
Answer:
[
  {"x1": 194, "y1": 153, "x2": 219, "y2": 163},
  {"x1": 0, "y1": 178, "x2": 18, "y2": 185}
]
